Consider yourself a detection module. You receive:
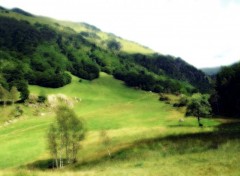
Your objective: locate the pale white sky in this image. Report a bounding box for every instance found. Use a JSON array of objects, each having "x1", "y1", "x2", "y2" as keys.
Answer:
[{"x1": 1, "y1": 0, "x2": 240, "y2": 68}]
